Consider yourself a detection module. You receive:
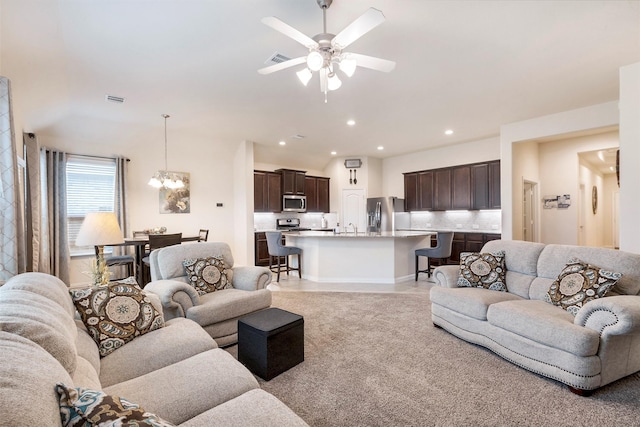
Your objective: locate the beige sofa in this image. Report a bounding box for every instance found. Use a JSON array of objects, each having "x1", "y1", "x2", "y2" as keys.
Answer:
[
  {"x1": 431, "y1": 239, "x2": 640, "y2": 395},
  {"x1": 145, "y1": 242, "x2": 272, "y2": 347},
  {"x1": 0, "y1": 272, "x2": 308, "y2": 426}
]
